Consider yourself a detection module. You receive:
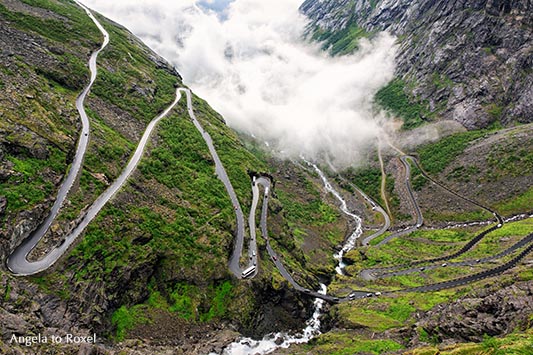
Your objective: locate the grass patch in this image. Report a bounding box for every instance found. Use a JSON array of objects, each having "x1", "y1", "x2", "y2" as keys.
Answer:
[
  {"x1": 111, "y1": 305, "x2": 148, "y2": 341},
  {"x1": 496, "y1": 187, "x2": 533, "y2": 216},
  {"x1": 0, "y1": 147, "x2": 65, "y2": 213},
  {"x1": 375, "y1": 78, "x2": 428, "y2": 130},
  {"x1": 312, "y1": 21, "x2": 371, "y2": 56},
  {"x1": 0, "y1": 0, "x2": 99, "y2": 45},
  {"x1": 417, "y1": 130, "x2": 485, "y2": 174},
  {"x1": 345, "y1": 166, "x2": 382, "y2": 205},
  {"x1": 307, "y1": 332, "x2": 403, "y2": 355}
]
